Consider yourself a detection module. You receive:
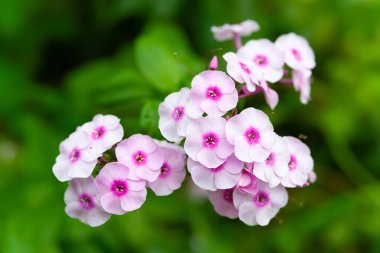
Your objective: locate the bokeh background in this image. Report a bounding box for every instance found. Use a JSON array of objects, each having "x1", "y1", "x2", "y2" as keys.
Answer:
[{"x1": 1, "y1": 0, "x2": 380, "y2": 252}]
